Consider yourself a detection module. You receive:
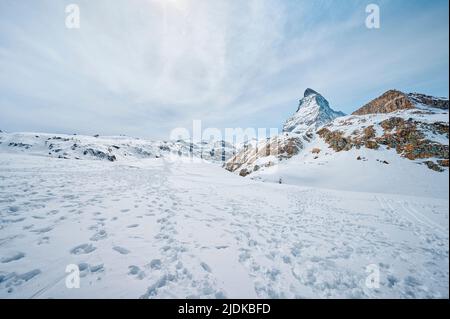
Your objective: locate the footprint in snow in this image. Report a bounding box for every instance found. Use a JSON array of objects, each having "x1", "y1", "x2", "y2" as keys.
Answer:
[
  {"x1": 200, "y1": 262, "x2": 211, "y2": 273},
  {"x1": 215, "y1": 245, "x2": 229, "y2": 250},
  {"x1": 128, "y1": 265, "x2": 146, "y2": 280},
  {"x1": 8, "y1": 206, "x2": 20, "y2": 213},
  {"x1": 70, "y1": 243, "x2": 96, "y2": 255},
  {"x1": 78, "y1": 262, "x2": 104, "y2": 278},
  {"x1": 149, "y1": 259, "x2": 162, "y2": 270},
  {"x1": 90, "y1": 230, "x2": 107, "y2": 241},
  {"x1": 31, "y1": 226, "x2": 53, "y2": 234},
  {"x1": 0, "y1": 269, "x2": 41, "y2": 293},
  {"x1": 37, "y1": 236, "x2": 50, "y2": 245},
  {"x1": 1, "y1": 252, "x2": 25, "y2": 263},
  {"x1": 112, "y1": 246, "x2": 130, "y2": 255}
]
